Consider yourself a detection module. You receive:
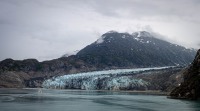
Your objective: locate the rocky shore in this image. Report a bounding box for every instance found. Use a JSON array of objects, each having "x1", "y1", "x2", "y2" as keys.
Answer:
[{"x1": 170, "y1": 49, "x2": 200, "y2": 100}]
